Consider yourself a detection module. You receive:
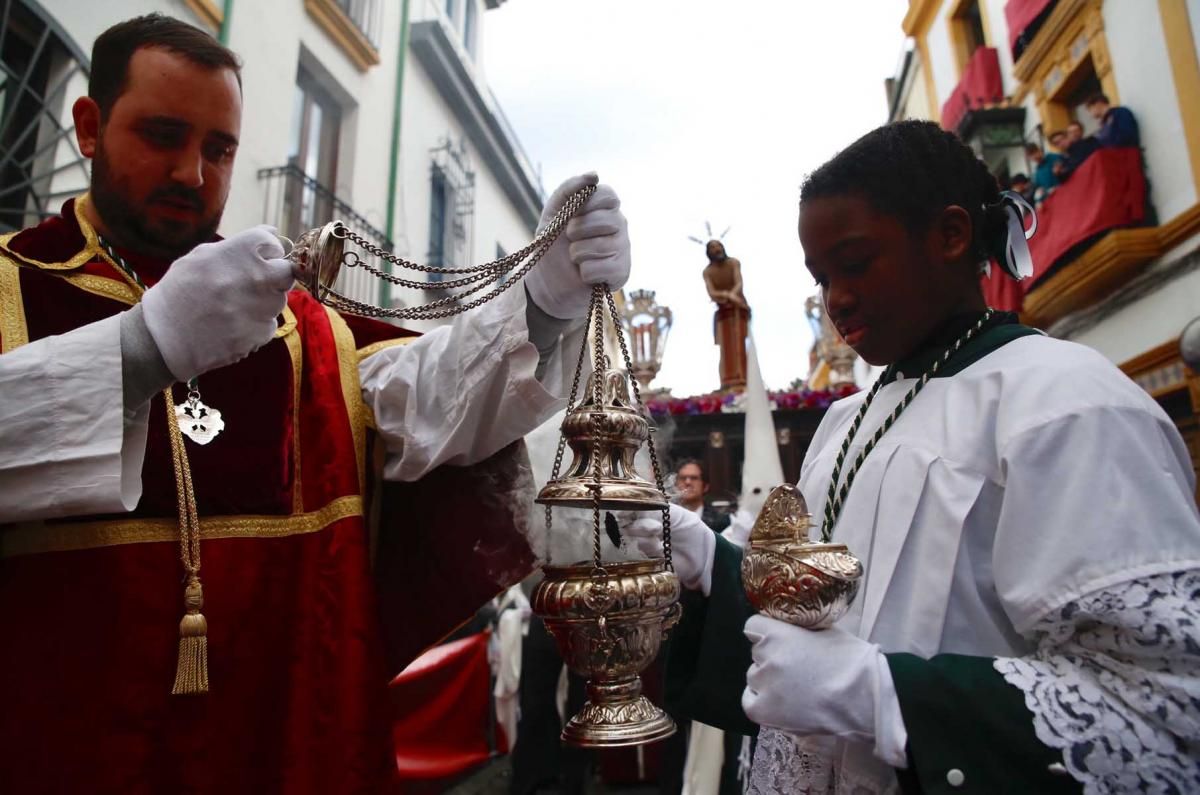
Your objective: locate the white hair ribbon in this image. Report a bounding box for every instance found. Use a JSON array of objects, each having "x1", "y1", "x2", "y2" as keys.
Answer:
[{"x1": 998, "y1": 190, "x2": 1037, "y2": 280}]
